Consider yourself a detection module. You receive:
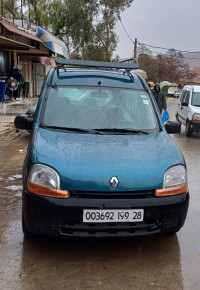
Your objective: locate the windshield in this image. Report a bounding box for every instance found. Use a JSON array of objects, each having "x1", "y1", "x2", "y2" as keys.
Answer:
[
  {"x1": 42, "y1": 86, "x2": 159, "y2": 133},
  {"x1": 191, "y1": 92, "x2": 200, "y2": 106}
]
